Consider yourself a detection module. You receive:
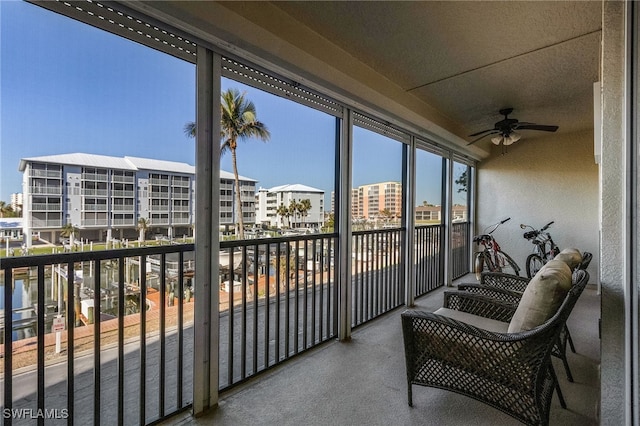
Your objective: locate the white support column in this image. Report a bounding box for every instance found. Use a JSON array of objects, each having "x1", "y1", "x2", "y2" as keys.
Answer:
[
  {"x1": 192, "y1": 46, "x2": 221, "y2": 414},
  {"x1": 338, "y1": 109, "x2": 353, "y2": 341},
  {"x1": 404, "y1": 137, "x2": 416, "y2": 307},
  {"x1": 444, "y1": 152, "x2": 454, "y2": 287}
]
